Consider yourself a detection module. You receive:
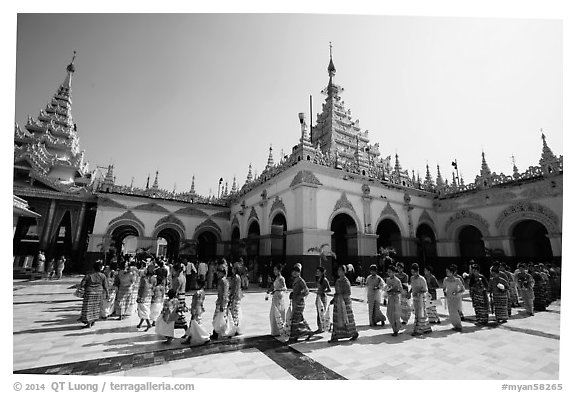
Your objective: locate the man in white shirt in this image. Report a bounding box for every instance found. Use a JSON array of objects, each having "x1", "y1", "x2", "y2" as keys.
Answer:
[{"x1": 198, "y1": 260, "x2": 208, "y2": 282}]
